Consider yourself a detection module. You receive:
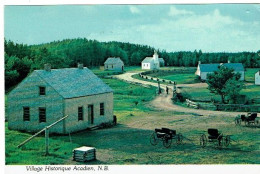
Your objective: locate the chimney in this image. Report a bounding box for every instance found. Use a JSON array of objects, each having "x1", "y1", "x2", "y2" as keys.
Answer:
[
  {"x1": 44, "y1": 64, "x2": 51, "y2": 71},
  {"x1": 78, "y1": 63, "x2": 84, "y2": 69}
]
